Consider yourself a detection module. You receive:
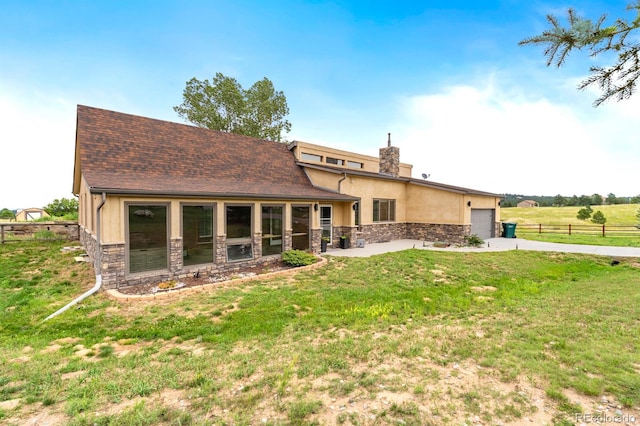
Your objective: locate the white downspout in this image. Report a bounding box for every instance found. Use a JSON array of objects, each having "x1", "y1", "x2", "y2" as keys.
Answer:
[
  {"x1": 337, "y1": 172, "x2": 347, "y2": 193},
  {"x1": 44, "y1": 192, "x2": 106, "y2": 321}
]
